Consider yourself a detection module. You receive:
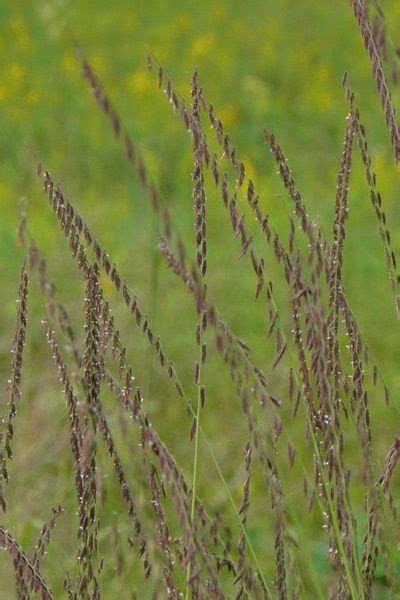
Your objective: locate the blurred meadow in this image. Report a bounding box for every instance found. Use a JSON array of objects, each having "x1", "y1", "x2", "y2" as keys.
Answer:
[{"x1": 1, "y1": 0, "x2": 400, "y2": 597}]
